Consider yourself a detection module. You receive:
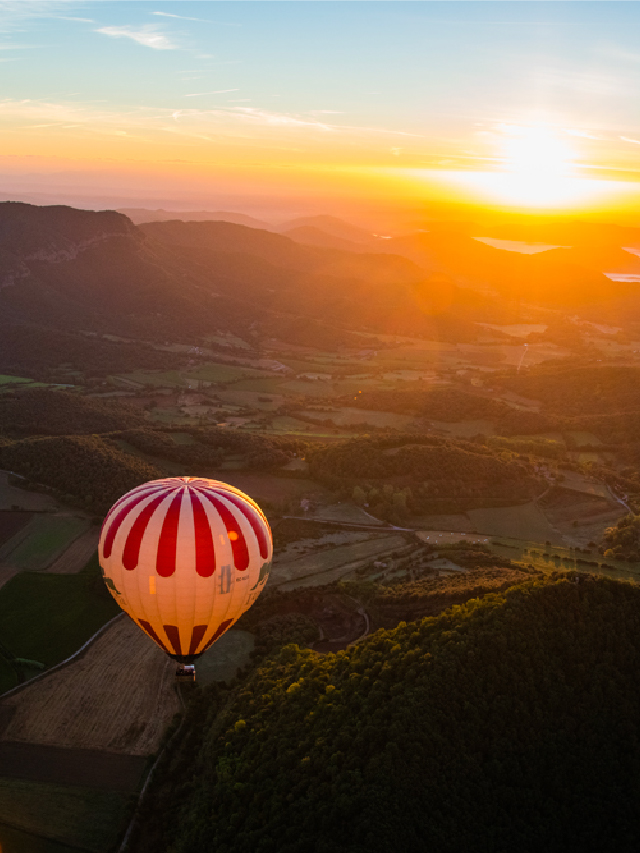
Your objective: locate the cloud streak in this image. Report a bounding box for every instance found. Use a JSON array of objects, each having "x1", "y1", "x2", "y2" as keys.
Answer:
[
  {"x1": 96, "y1": 25, "x2": 177, "y2": 51},
  {"x1": 184, "y1": 90, "x2": 239, "y2": 97}
]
